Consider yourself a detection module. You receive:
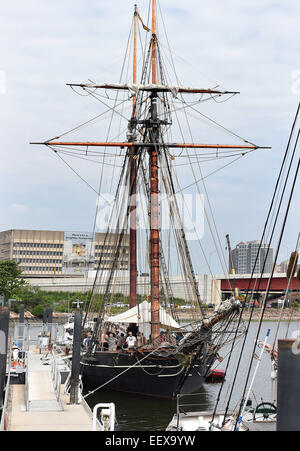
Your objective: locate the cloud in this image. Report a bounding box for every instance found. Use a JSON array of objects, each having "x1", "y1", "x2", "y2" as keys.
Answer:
[{"x1": 9, "y1": 204, "x2": 29, "y2": 214}]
